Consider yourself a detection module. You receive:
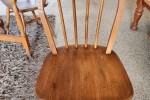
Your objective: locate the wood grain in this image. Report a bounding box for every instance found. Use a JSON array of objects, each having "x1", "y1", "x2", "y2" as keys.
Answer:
[{"x1": 35, "y1": 45, "x2": 133, "y2": 100}]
